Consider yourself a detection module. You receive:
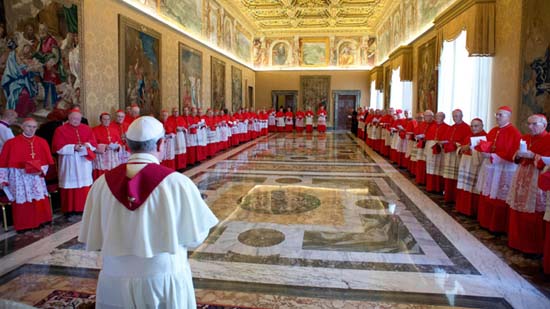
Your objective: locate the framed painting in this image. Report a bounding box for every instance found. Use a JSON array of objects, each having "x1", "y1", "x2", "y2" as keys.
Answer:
[
  {"x1": 231, "y1": 66, "x2": 242, "y2": 112},
  {"x1": 211, "y1": 56, "x2": 225, "y2": 111},
  {"x1": 417, "y1": 37, "x2": 438, "y2": 113},
  {"x1": 119, "y1": 15, "x2": 161, "y2": 116},
  {"x1": 179, "y1": 43, "x2": 202, "y2": 110},
  {"x1": 300, "y1": 38, "x2": 330, "y2": 66}
]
